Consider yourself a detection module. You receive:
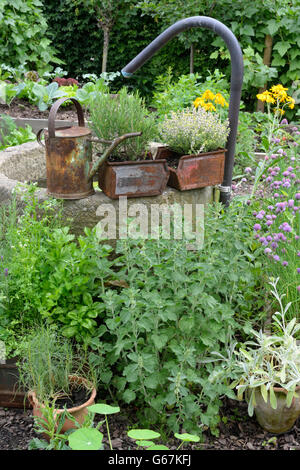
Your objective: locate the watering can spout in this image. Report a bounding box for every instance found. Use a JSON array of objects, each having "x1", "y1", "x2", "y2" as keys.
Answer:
[{"x1": 87, "y1": 132, "x2": 142, "y2": 181}]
